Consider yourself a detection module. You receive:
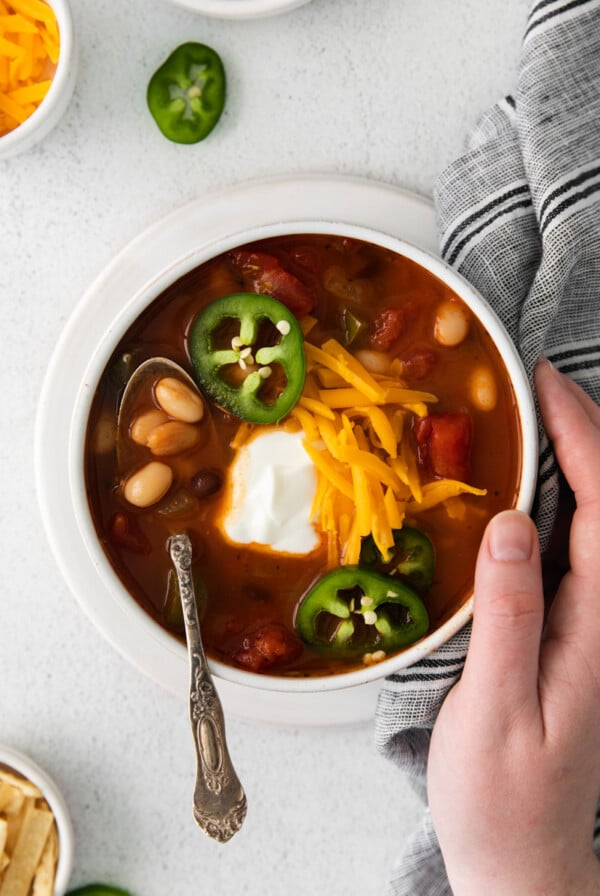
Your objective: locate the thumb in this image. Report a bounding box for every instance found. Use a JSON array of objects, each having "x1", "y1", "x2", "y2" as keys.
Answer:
[{"x1": 462, "y1": 510, "x2": 544, "y2": 713}]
